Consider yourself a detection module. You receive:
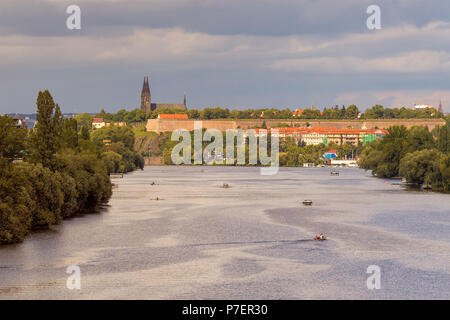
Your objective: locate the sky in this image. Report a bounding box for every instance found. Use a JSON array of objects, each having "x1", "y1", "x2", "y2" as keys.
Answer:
[{"x1": 1, "y1": 0, "x2": 450, "y2": 114}]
